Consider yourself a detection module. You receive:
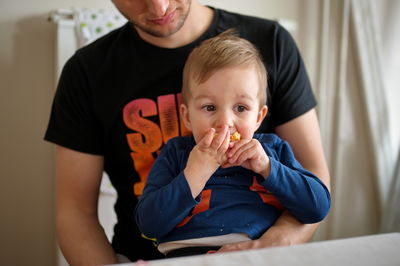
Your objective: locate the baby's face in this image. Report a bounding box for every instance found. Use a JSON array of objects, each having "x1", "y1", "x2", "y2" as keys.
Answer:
[{"x1": 181, "y1": 65, "x2": 267, "y2": 143}]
